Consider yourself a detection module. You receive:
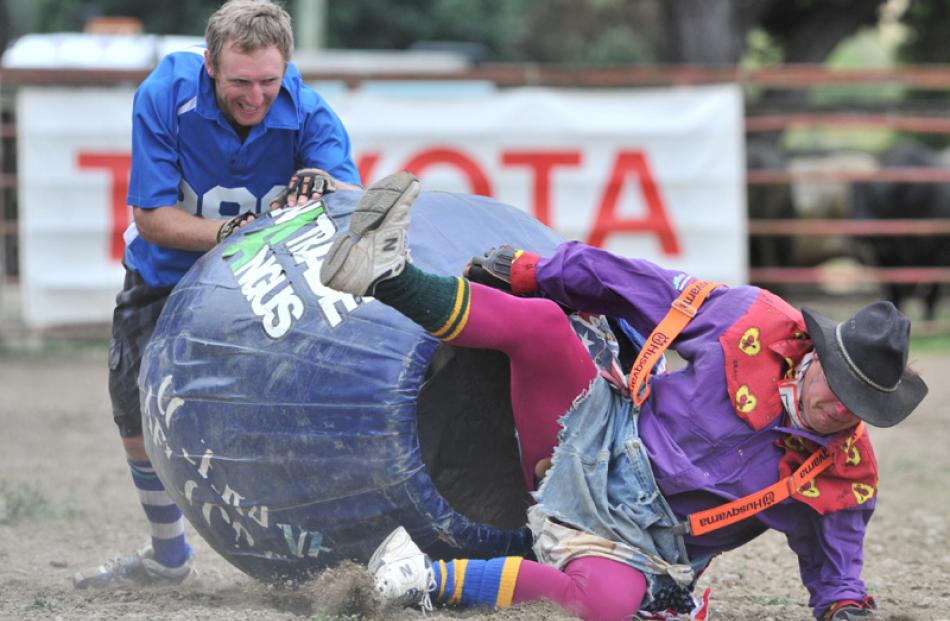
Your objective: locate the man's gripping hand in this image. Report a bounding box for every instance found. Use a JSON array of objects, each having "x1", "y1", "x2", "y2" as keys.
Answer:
[
  {"x1": 465, "y1": 245, "x2": 540, "y2": 296},
  {"x1": 270, "y1": 168, "x2": 337, "y2": 209},
  {"x1": 217, "y1": 212, "x2": 255, "y2": 243},
  {"x1": 465, "y1": 245, "x2": 520, "y2": 292}
]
